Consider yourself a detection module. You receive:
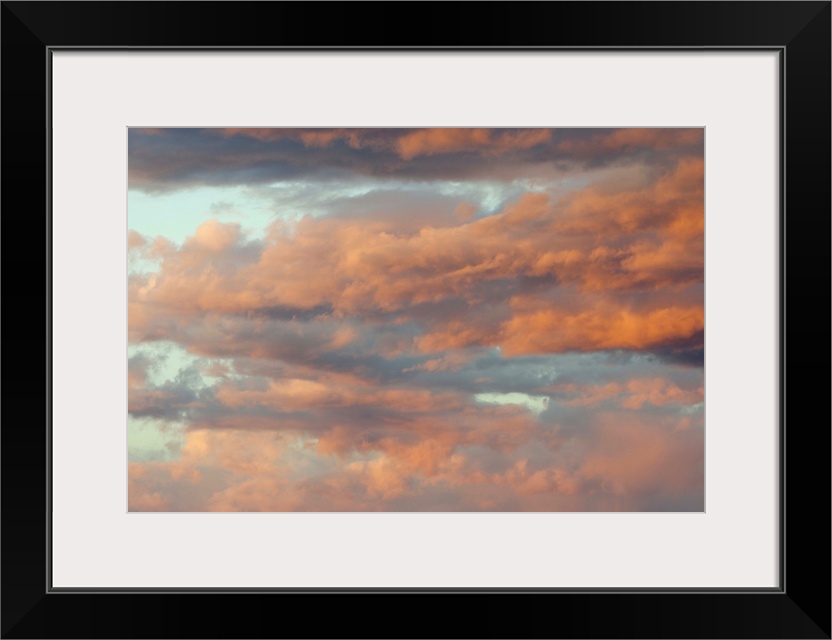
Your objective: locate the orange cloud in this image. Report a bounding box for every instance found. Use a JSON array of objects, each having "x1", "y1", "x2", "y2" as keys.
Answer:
[
  {"x1": 218, "y1": 128, "x2": 554, "y2": 160},
  {"x1": 557, "y1": 128, "x2": 703, "y2": 155},
  {"x1": 214, "y1": 377, "x2": 465, "y2": 414},
  {"x1": 130, "y1": 150, "x2": 702, "y2": 333},
  {"x1": 218, "y1": 127, "x2": 379, "y2": 150},
  {"x1": 578, "y1": 417, "x2": 703, "y2": 502},
  {"x1": 128, "y1": 128, "x2": 704, "y2": 512},
  {"x1": 130, "y1": 156, "x2": 703, "y2": 357},
  {"x1": 499, "y1": 304, "x2": 704, "y2": 356},
  {"x1": 127, "y1": 230, "x2": 147, "y2": 251},
  {"x1": 545, "y1": 378, "x2": 703, "y2": 409},
  {"x1": 128, "y1": 392, "x2": 701, "y2": 511},
  {"x1": 395, "y1": 128, "x2": 552, "y2": 159}
]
